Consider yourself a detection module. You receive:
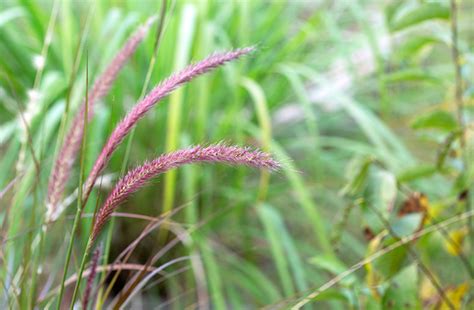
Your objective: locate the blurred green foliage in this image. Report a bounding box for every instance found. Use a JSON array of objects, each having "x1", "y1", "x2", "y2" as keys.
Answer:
[{"x1": 0, "y1": 0, "x2": 473, "y2": 308}]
